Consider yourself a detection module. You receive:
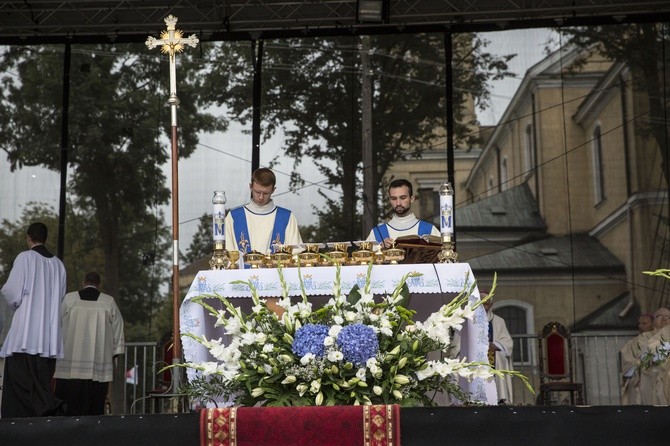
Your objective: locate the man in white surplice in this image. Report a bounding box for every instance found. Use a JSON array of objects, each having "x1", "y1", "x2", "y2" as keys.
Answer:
[
  {"x1": 366, "y1": 178, "x2": 439, "y2": 249},
  {"x1": 0, "y1": 222, "x2": 67, "y2": 418},
  {"x1": 482, "y1": 291, "x2": 515, "y2": 404},
  {"x1": 54, "y1": 271, "x2": 125, "y2": 415},
  {"x1": 224, "y1": 167, "x2": 303, "y2": 257}
]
